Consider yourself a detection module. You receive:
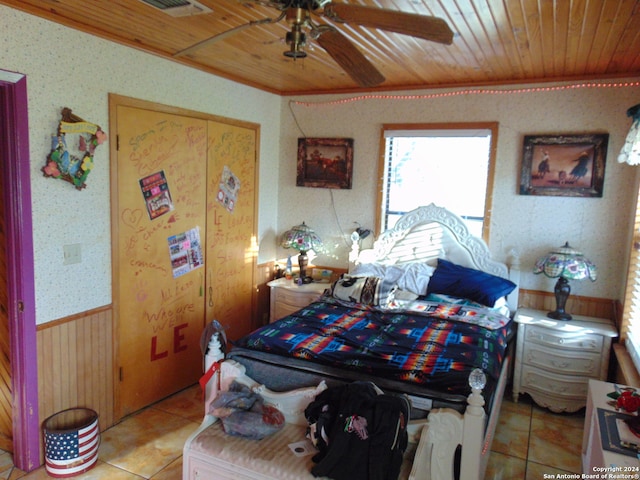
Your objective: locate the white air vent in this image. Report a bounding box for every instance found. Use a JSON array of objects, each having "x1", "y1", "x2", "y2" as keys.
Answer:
[{"x1": 138, "y1": 0, "x2": 212, "y2": 17}]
